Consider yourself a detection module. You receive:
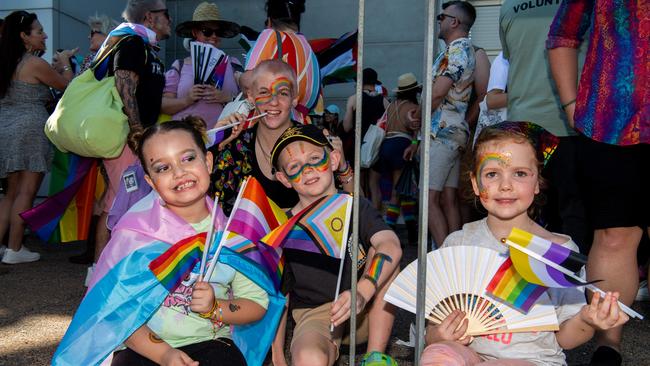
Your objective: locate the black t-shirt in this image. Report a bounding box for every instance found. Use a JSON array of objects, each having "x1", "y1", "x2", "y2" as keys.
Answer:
[
  {"x1": 359, "y1": 92, "x2": 386, "y2": 137},
  {"x1": 284, "y1": 197, "x2": 390, "y2": 309},
  {"x1": 108, "y1": 36, "x2": 165, "y2": 128}
]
